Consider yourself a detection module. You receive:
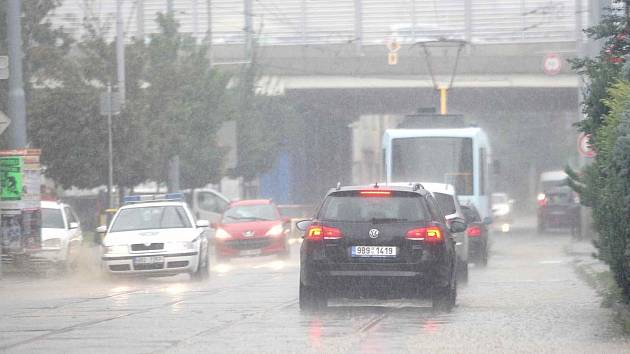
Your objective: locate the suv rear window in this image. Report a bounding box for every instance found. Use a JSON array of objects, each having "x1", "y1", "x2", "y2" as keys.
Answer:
[{"x1": 318, "y1": 191, "x2": 428, "y2": 223}]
